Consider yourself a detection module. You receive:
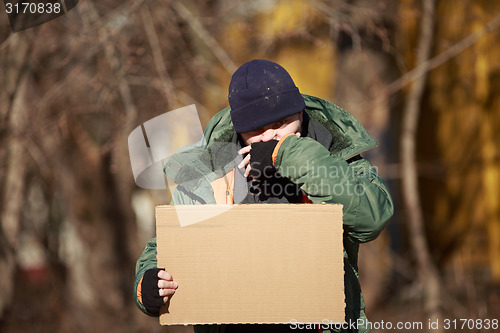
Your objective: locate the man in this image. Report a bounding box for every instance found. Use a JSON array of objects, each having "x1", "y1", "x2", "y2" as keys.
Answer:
[{"x1": 134, "y1": 59, "x2": 394, "y2": 332}]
